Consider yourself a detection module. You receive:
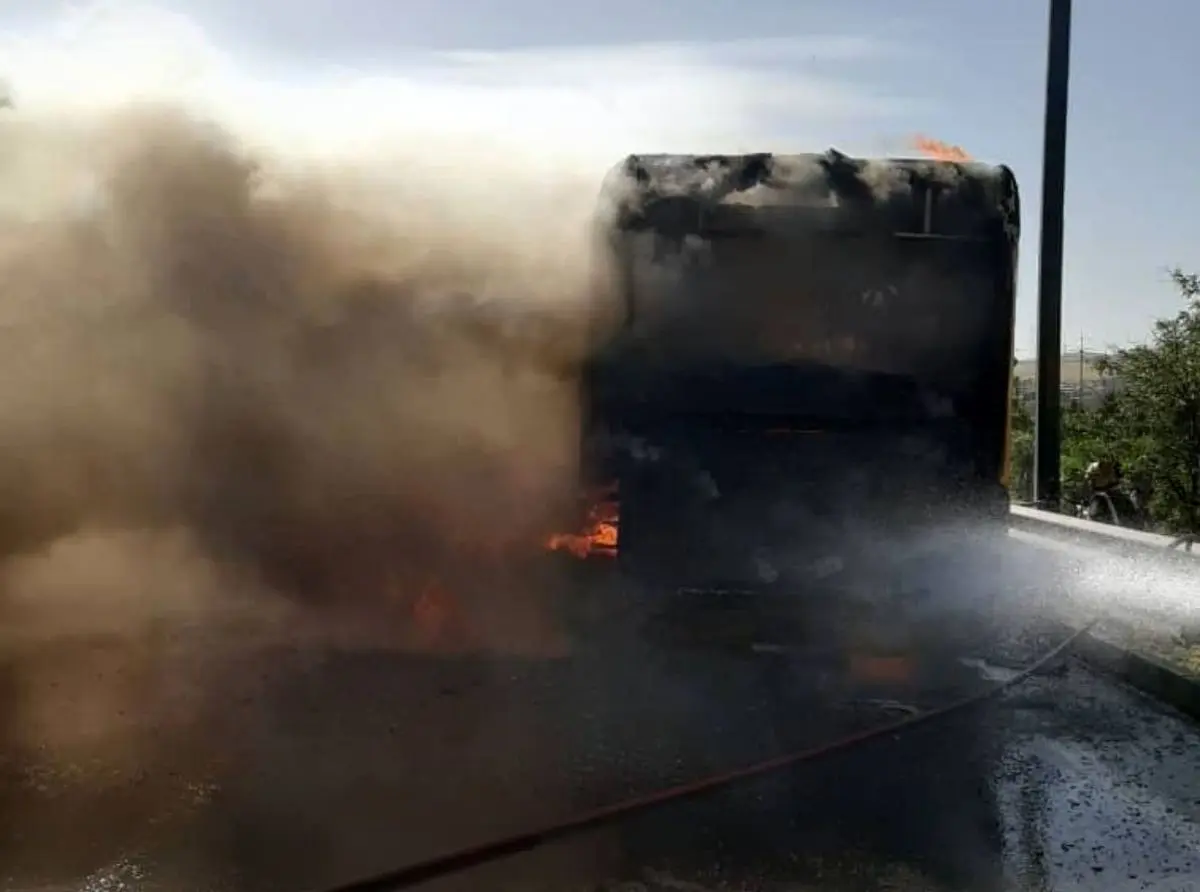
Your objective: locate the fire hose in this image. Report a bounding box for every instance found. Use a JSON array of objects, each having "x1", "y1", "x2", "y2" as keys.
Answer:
[{"x1": 310, "y1": 619, "x2": 1098, "y2": 892}]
